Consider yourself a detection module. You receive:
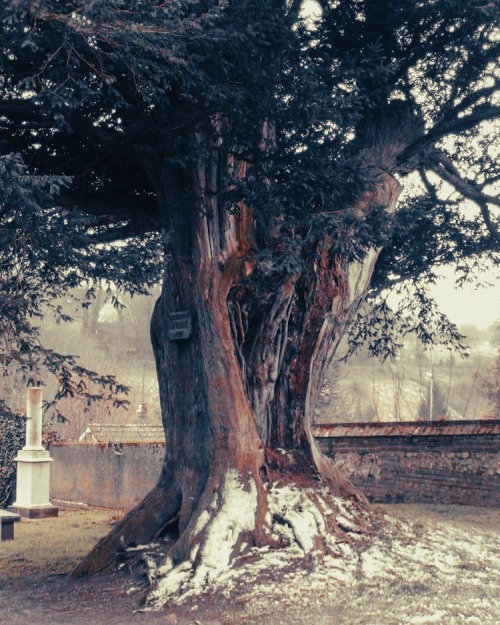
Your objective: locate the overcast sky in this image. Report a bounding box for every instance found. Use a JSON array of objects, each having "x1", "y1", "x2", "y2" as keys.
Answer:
[{"x1": 431, "y1": 269, "x2": 499, "y2": 329}]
